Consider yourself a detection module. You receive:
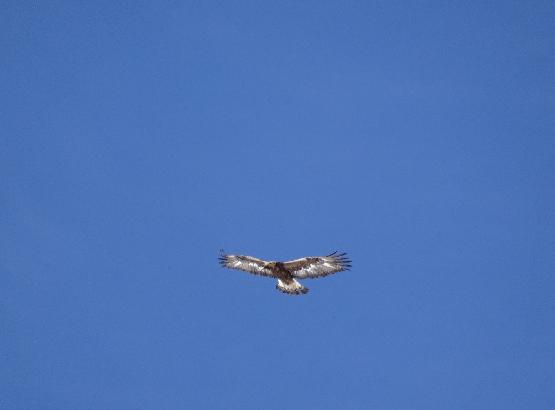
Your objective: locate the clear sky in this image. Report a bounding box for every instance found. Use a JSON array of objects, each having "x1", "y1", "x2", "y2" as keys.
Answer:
[{"x1": 1, "y1": 1, "x2": 554, "y2": 409}]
